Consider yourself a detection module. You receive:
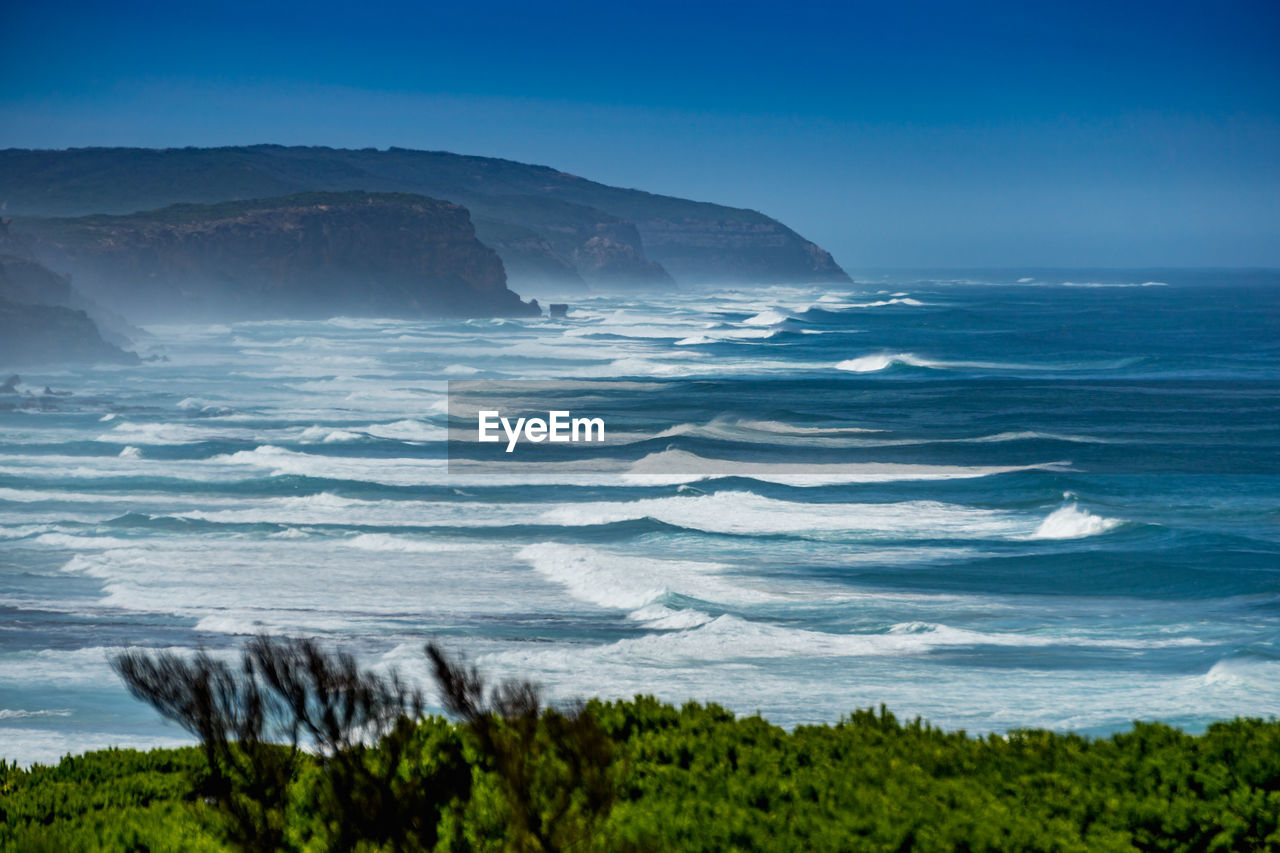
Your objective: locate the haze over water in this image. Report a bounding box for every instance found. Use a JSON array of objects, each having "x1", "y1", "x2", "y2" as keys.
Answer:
[{"x1": 2, "y1": 269, "x2": 1278, "y2": 765}]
